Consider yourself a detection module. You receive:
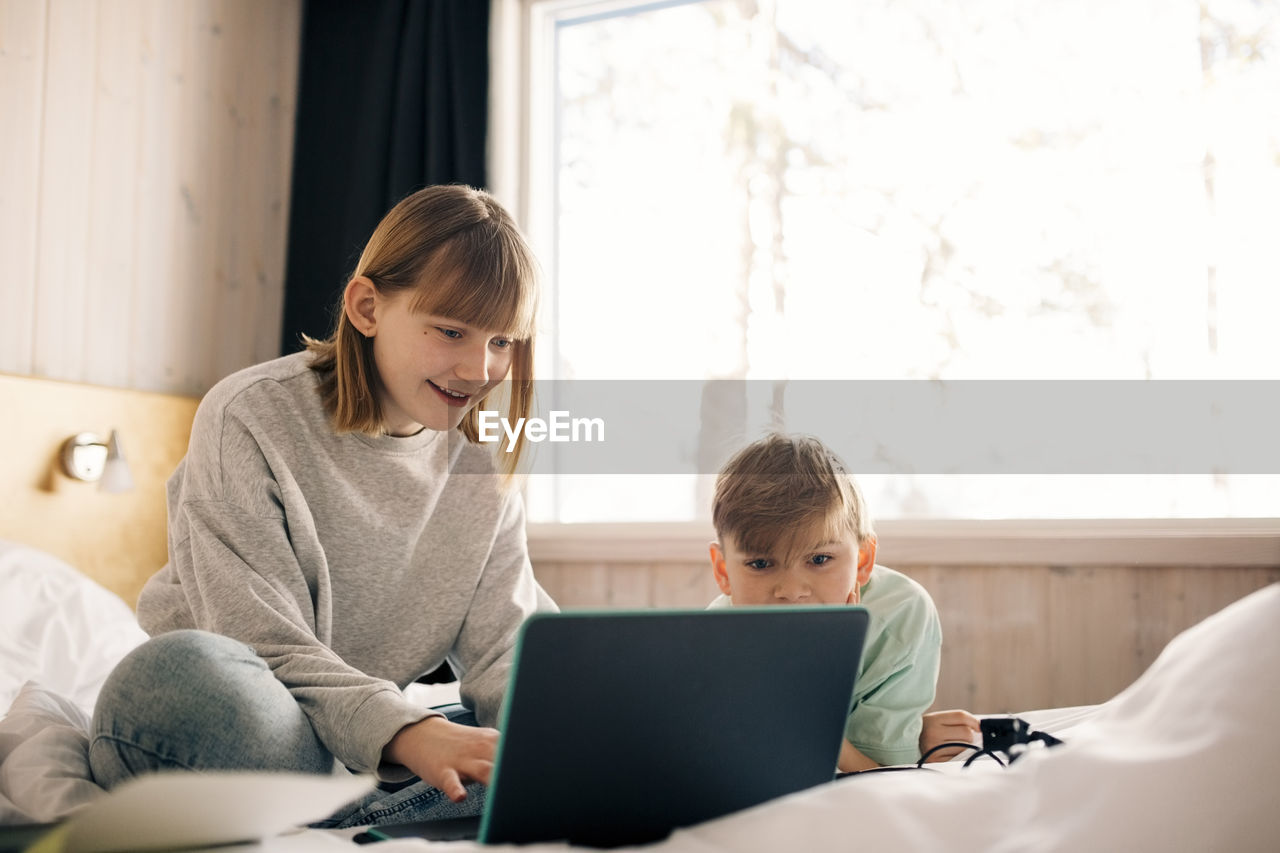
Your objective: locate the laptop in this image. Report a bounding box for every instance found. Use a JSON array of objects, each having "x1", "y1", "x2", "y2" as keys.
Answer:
[{"x1": 362, "y1": 606, "x2": 868, "y2": 848}]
